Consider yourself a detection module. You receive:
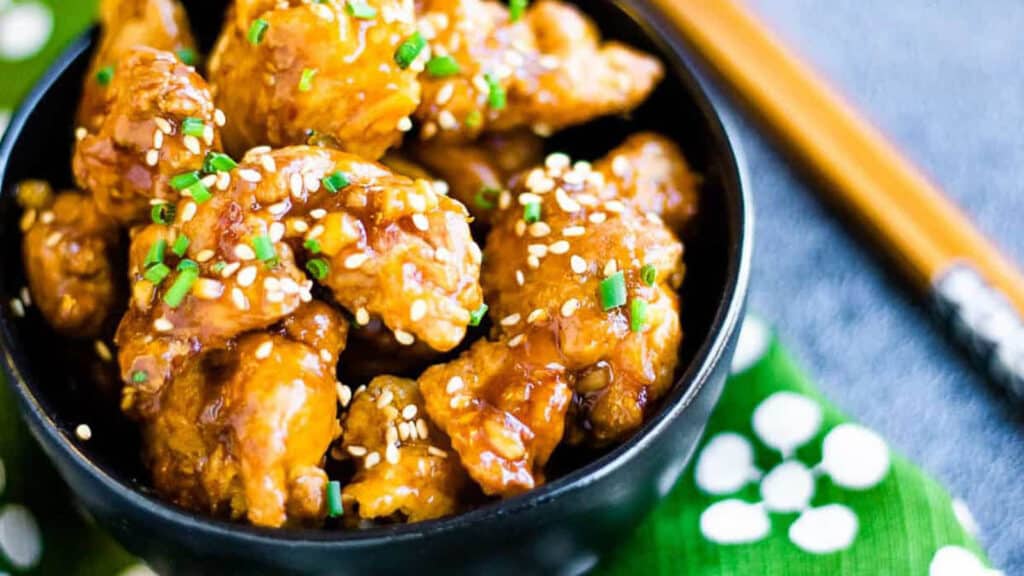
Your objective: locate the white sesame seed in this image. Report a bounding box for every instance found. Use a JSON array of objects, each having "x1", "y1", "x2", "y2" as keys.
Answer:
[
  {"x1": 385, "y1": 444, "x2": 400, "y2": 464},
  {"x1": 410, "y1": 299, "x2": 427, "y2": 322},
  {"x1": 154, "y1": 317, "x2": 174, "y2": 332},
  {"x1": 145, "y1": 149, "x2": 159, "y2": 166},
  {"x1": 221, "y1": 261, "x2": 240, "y2": 278},
  {"x1": 549, "y1": 240, "x2": 570, "y2": 255},
  {"x1": 576, "y1": 193, "x2": 598, "y2": 207},
  {"x1": 508, "y1": 334, "x2": 525, "y2": 347},
  {"x1": 385, "y1": 424, "x2": 399, "y2": 446},
  {"x1": 75, "y1": 424, "x2": 92, "y2": 441},
  {"x1": 436, "y1": 83, "x2": 455, "y2": 106},
  {"x1": 573, "y1": 161, "x2": 592, "y2": 174},
  {"x1": 398, "y1": 421, "x2": 411, "y2": 441},
  {"x1": 611, "y1": 155, "x2": 630, "y2": 177},
  {"x1": 416, "y1": 418, "x2": 429, "y2": 439},
  {"x1": 153, "y1": 130, "x2": 164, "y2": 149},
  {"x1": 589, "y1": 212, "x2": 607, "y2": 224},
  {"x1": 605, "y1": 200, "x2": 626, "y2": 213},
  {"x1": 8, "y1": 299, "x2": 23, "y2": 318},
  {"x1": 528, "y1": 222, "x2": 551, "y2": 237},
  {"x1": 234, "y1": 244, "x2": 256, "y2": 260},
  {"x1": 527, "y1": 308, "x2": 547, "y2": 323},
  {"x1": 236, "y1": 265, "x2": 257, "y2": 287},
  {"x1": 402, "y1": 404, "x2": 418, "y2": 420},
  {"x1": 254, "y1": 340, "x2": 273, "y2": 360},
  {"x1": 394, "y1": 329, "x2": 415, "y2": 346},
  {"x1": 438, "y1": 110, "x2": 457, "y2": 130},
  {"x1": 337, "y1": 383, "x2": 352, "y2": 407},
  {"x1": 179, "y1": 201, "x2": 197, "y2": 223},
  {"x1": 515, "y1": 220, "x2": 526, "y2": 237},
  {"x1": 397, "y1": 116, "x2": 413, "y2": 132},
  {"x1": 247, "y1": 146, "x2": 272, "y2": 156},
  {"x1": 45, "y1": 231, "x2": 62, "y2": 247},
  {"x1": 183, "y1": 135, "x2": 201, "y2": 155},
  {"x1": 214, "y1": 109, "x2": 227, "y2": 127},
  {"x1": 545, "y1": 152, "x2": 571, "y2": 173},
  {"x1": 355, "y1": 307, "x2": 370, "y2": 326},
  {"x1": 291, "y1": 219, "x2": 309, "y2": 233},
  {"x1": 563, "y1": 170, "x2": 585, "y2": 186},
  {"x1": 527, "y1": 255, "x2": 540, "y2": 269},
  {"x1": 518, "y1": 192, "x2": 543, "y2": 206},
  {"x1": 555, "y1": 188, "x2": 581, "y2": 213},
  {"x1": 604, "y1": 259, "x2": 619, "y2": 277},
  {"x1": 308, "y1": 224, "x2": 325, "y2": 239},
  {"x1": 75, "y1": 127, "x2": 88, "y2": 141},
  {"x1": 216, "y1": 171, "x2": 231, "y2": 190},
  {"x1": 434, "y1": 247, "x2": 450, "y2": 262},
  {"x1": 364, "y1": 452, "x2": 381, "y2": 469},
  {"x1": 231, "y1": 287, "x2": 249, "y2": 310},
  {"x1": 570, "y1": 255, "x2": 587, "y2": 274},
  {"x1": 562, "y1": 226, "x2": 585, "y2": 237},
  {"x1": 155, "y1": 118, "x2": 172, "y2": 134},
  {"x1": 19, "y1": 287, "x2": 30, "y2": 307},
  {"x1": 412, "y1": 213, "x2": 430, "y2": 231},
  {"x1": 500, "y1": 313, "x2": 521, "y2": 326},
  {"x1": 266, "y1": 290, "x2": 285, "y2": 303},
  {"x1": 200, "y1": 174, "x2": 217, "y2": 188},
  {"x1": 238, "y1": 169, "x2": 262, "y2": 183},
  {"x1": 433, "y1": 180, "x2": 449, "y2": 195},
  {"x1": 193, "y1": 278, "x2": 224, "y2": 300},
  {"x1": 428, "y1": 446, "x2": 447, "y2": 458},
  {"x1": 347, "y1": 445, "x2": 367, "y2": 457},
  {"x1": 498, "y1": 190, "x2": 512, "y2": 209},
  {"x1": 304, "y1": 172, "x2": 321, "y2": 192},
  {"x1": 202, "y1": 125, "x2": 215, "y2": 146},
  {"x1": 546, "y1": 362, "x2": 566, "y2": 371},
  {"x1": 561, "y1": 299, "x2": 580, "y2": 318},
  {"x1": 344, "y1": 253, "x2": 369, "y2": 269},
  {"x1": 269, "y1": 222, "x2": 285, "y2": 242},
  {"x1": 515, "y1": 270, "x2": 525, "y2": 286},
  {"x1": 449, "y1": 395, "x2": 469, "y2": 410},
  {"x1": 260, "y1": 155, "x2": 277, "y2": 173},
  {"x1": 94, "y1": 340, "x2": 113, "y2": 362},
  {"x1": 446, "y1": 376, "x2": 464, "y2": 394},
  {"x1": 409, "y1": 193, "x2": 427, "y2": 213},
  {"x1": 527, "y1": 244, "x2": 548, "y2": 258},
  {"x1": 377, "y1": 389, "x2": 394, "y2": 408}
]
